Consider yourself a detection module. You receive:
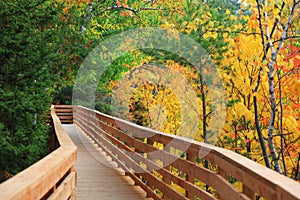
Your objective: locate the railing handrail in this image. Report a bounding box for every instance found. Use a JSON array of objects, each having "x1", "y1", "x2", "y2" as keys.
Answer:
[
  {"x1": 0, "y1": 106, "x2": 77, "y2": 200},
  {"x1": 74, "y1": 105, "x2": 300, "y2": 200}
]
